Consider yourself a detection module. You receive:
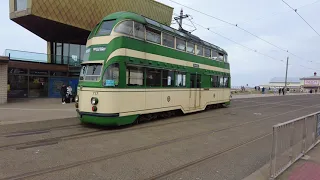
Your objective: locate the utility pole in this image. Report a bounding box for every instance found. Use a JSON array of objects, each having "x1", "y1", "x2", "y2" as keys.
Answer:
[{"x1": 284, "y1": 56, "x2": 289, "y2": 95}]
